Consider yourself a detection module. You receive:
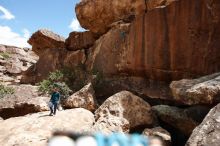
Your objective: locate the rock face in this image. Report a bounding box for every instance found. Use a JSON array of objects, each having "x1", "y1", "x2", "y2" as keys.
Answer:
[
  {"x1": 93, "y1": 91, "x2": 154, "y2": 133},
  {"x1": 0, "y1": 44, "x2": 38, "y2": 84},
  {"x1": 85, "y1": 0, "x2": 220, "y2": 82},
  {"x1": 62, "y1": 83, "x2": 97, "y2": 111},
  {"x1": 0, "y1": 85, "x2": 48, "y2": 119},
  {"x1": 21, "y1": 49, "x2": 86, "y2": 84},
  {"x1": 170, "y1": 73, "x2": 220, "y2": 105},
  {"x1": 65, "y1": 31, "x2": 97, "y2": 51},
  {"x1": 76, "y1": 0, "x2": 177, "y2": 34},
  {"x1": 142, "y1": 127, "x2": 171, "y2": 146},
  {"x1": 28, "y1": 29, "x2": 65, "y2": 55},
  {"x1": 186, "y1": 103, "x2": 220, "y2": 146},
  {"x1": 152, "y1": 105, "x2": 209, "y2": 136},
  {"x1": 22, "y1": 29, "x2": 86, "y2": 84},
  {"x1": 76, "y1": 0, "x2": 146, "y2": 34},
  {"x1": 0, "y1": 108, "x2": 95, "y2": 146}
]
